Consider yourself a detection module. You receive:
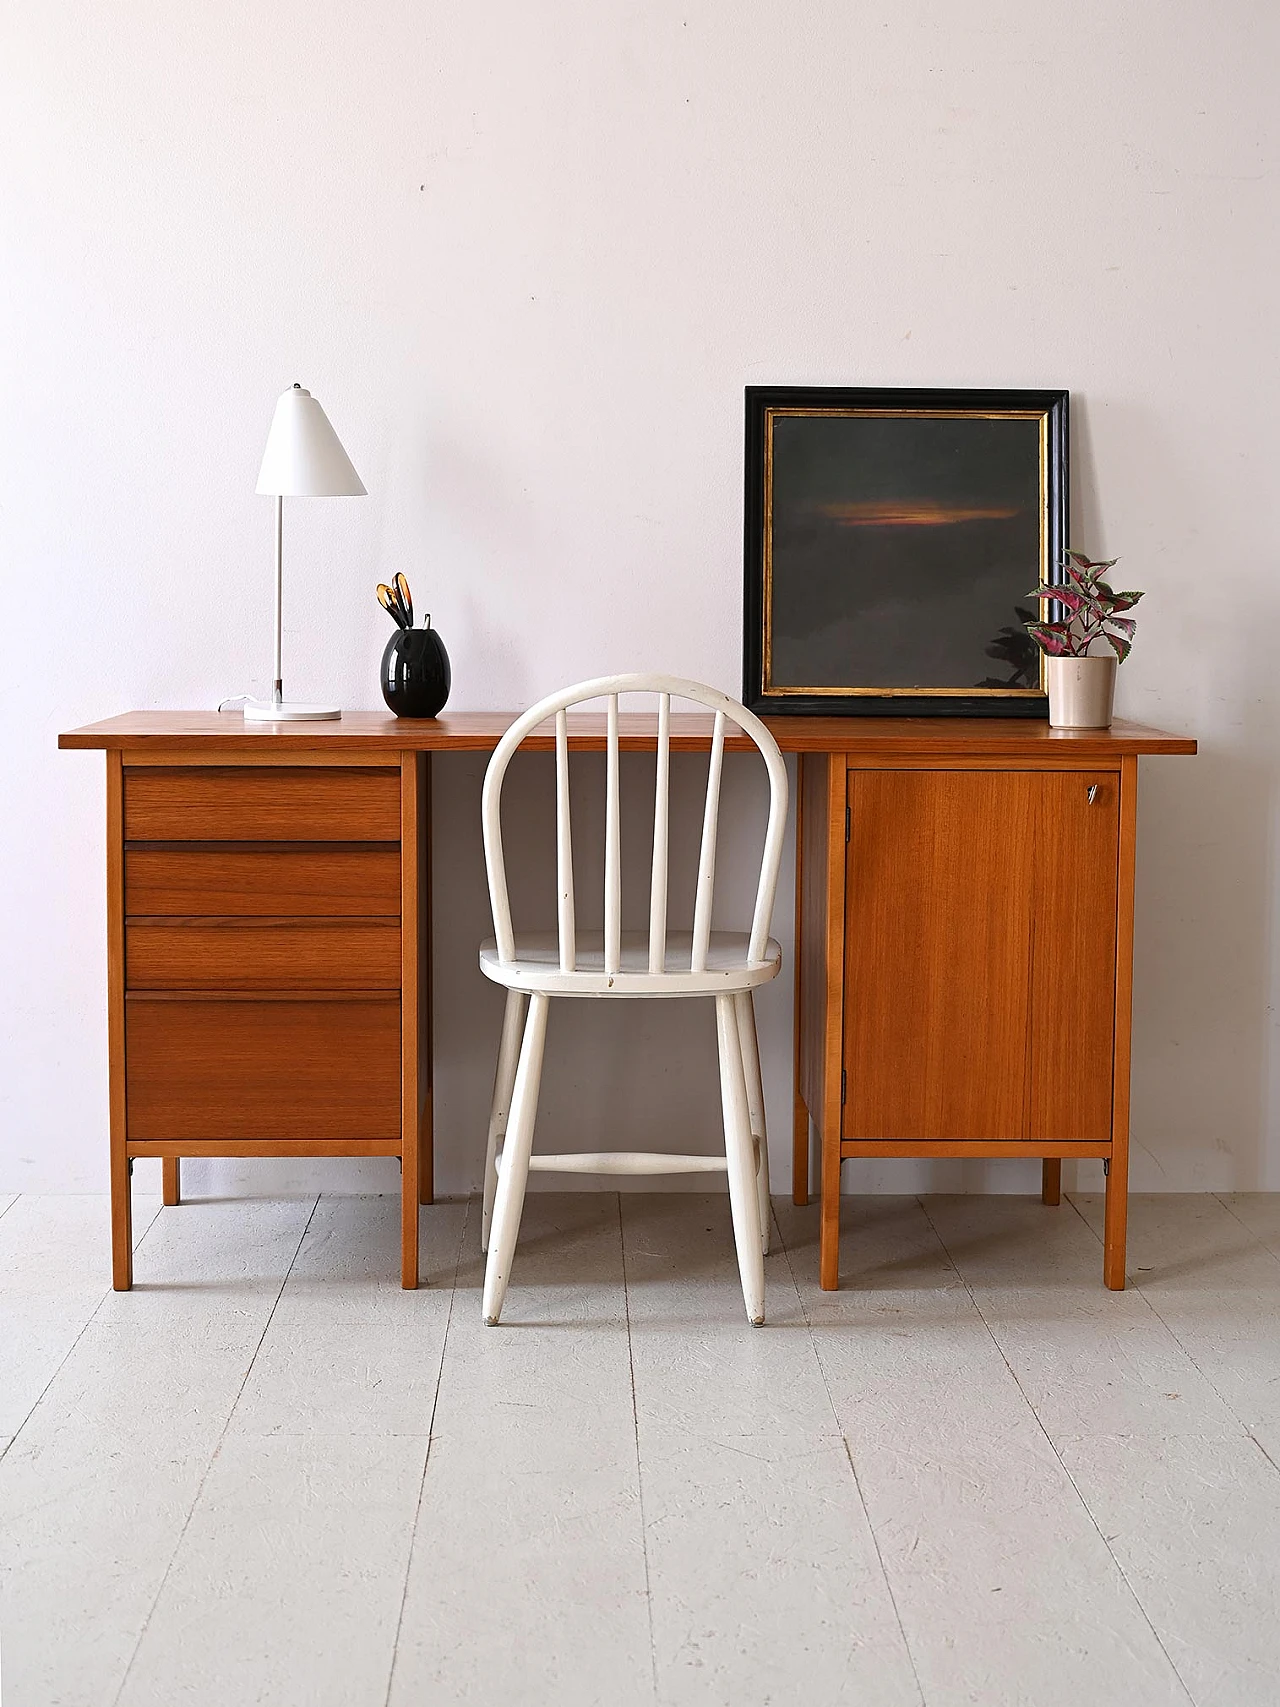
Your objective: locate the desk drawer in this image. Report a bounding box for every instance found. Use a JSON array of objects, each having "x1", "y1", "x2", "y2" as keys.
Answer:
[
  {"x1": 124, "y1": 767, "x2": 401, "y2": 842},
  {"x1": 126, "y1": 995, "x2": 401, "y2": 1139},
  {"x1": 126, "y1": 846, "x2": 401, "y2": 917},
  {"x1": 126, "y1": 917, "x2": 400, "y2": 990}
]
